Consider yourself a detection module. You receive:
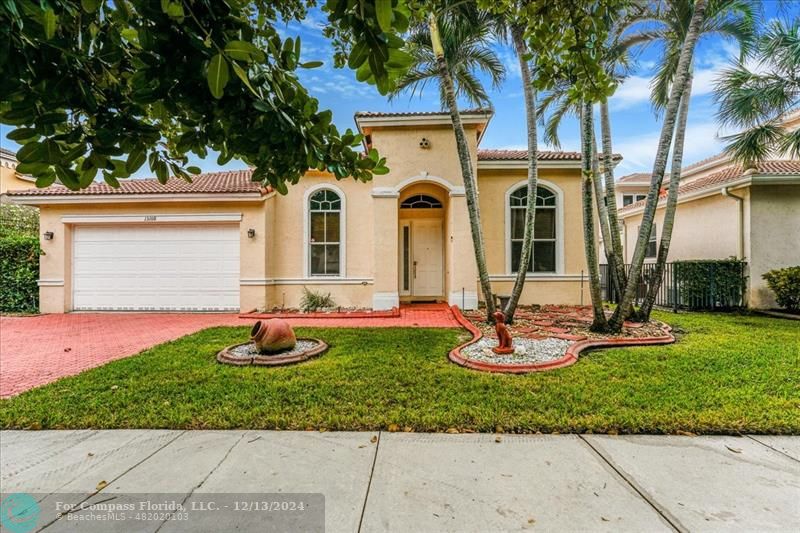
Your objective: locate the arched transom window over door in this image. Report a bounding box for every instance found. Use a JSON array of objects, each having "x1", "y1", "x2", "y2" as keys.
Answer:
[
  {"x1": 400, "y1": 194, "x2": 443, "y2": 209},
  {"x1": 509, "y1": 186, "x2": 557, "y2": 273},
  {"x1": 309, "y1": 189, "x2": 342, "y2": 276}
]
